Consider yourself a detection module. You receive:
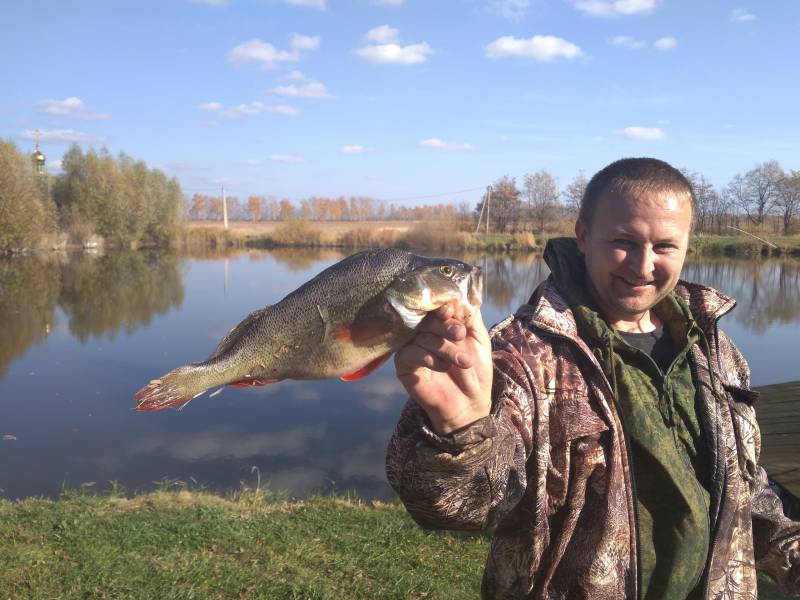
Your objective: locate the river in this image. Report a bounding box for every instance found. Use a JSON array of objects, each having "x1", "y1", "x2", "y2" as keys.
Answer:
[{"x1": 0, "y1": 249, "x2": 798, "y2": 500}]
